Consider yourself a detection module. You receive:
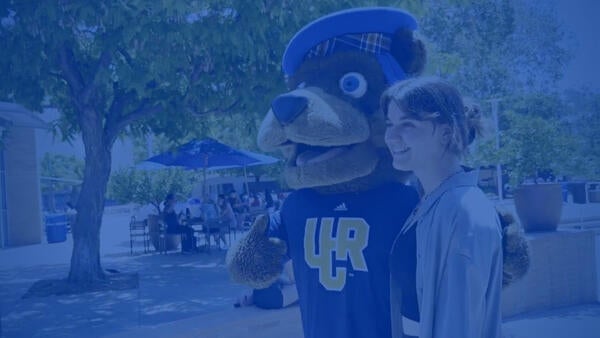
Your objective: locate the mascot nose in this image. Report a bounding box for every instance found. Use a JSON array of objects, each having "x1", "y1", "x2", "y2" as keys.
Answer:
[{"x1": 271, "y1": 95, "x2": 308, "y2": 125}]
